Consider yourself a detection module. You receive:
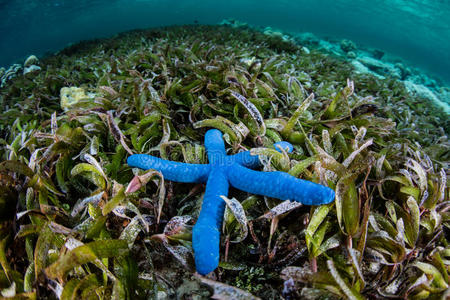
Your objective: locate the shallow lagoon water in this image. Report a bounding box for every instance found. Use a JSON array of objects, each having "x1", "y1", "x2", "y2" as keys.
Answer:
[{"x1": 1, "y1": 0, "x2": 449, "y2": 85}]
